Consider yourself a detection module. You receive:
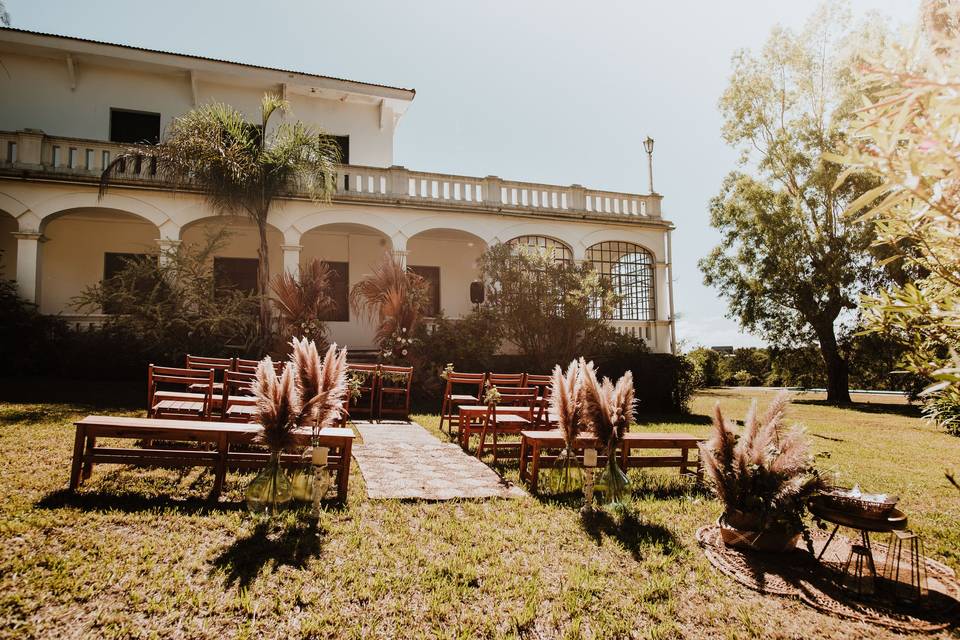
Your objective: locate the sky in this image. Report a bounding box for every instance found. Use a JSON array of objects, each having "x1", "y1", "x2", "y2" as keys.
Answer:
[{"x1": 5, "y1": 0, "x2": 920, "y2": 349}]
